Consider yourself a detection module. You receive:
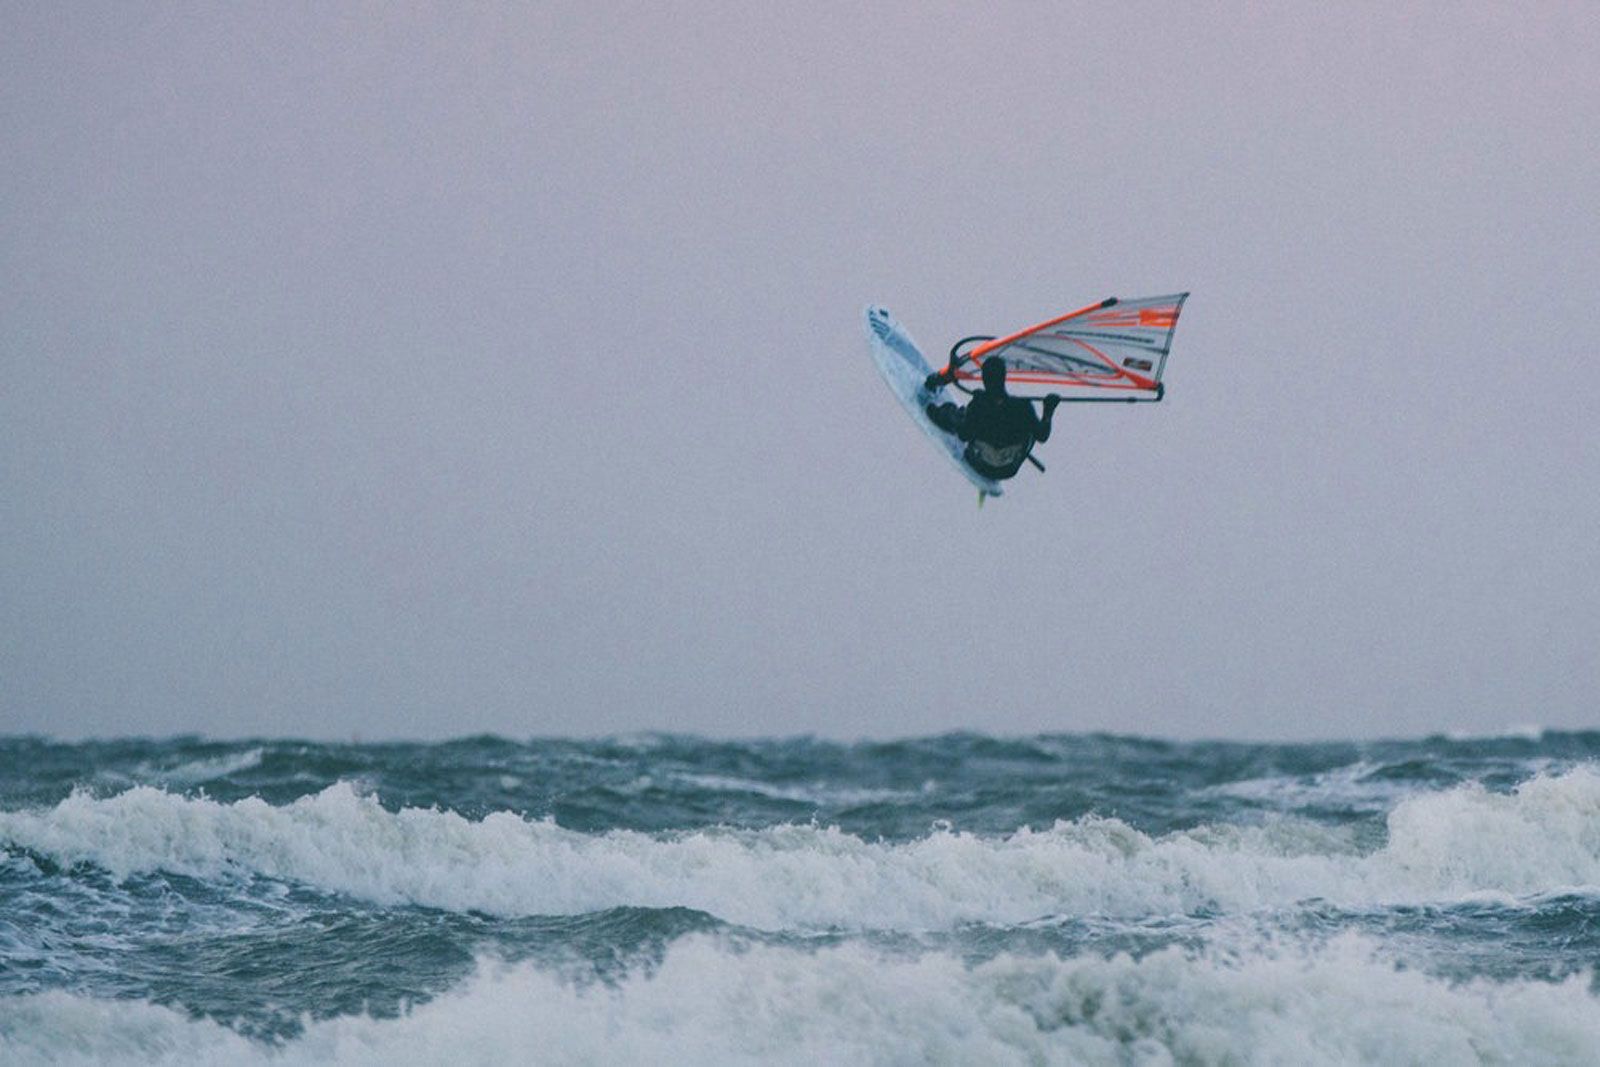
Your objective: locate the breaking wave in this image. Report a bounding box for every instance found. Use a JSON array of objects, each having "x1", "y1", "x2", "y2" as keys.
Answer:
[
  {"x1": 2, "y1": 935, "x2": 1597, "y2": 1066},
  {"x1": 6, "y1": 769, "x2": 1600, "y2": 929}
]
